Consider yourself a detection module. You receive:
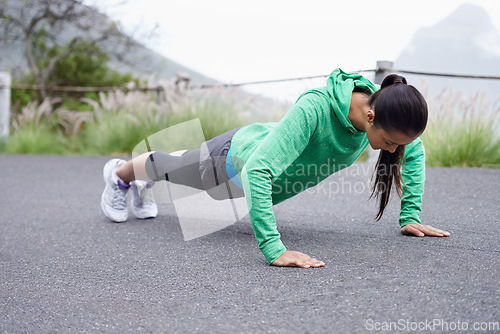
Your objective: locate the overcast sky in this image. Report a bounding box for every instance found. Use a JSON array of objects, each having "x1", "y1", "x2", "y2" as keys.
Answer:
[{"x1": 89, "y1": 0, "x2": 500, "y2": 101}]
